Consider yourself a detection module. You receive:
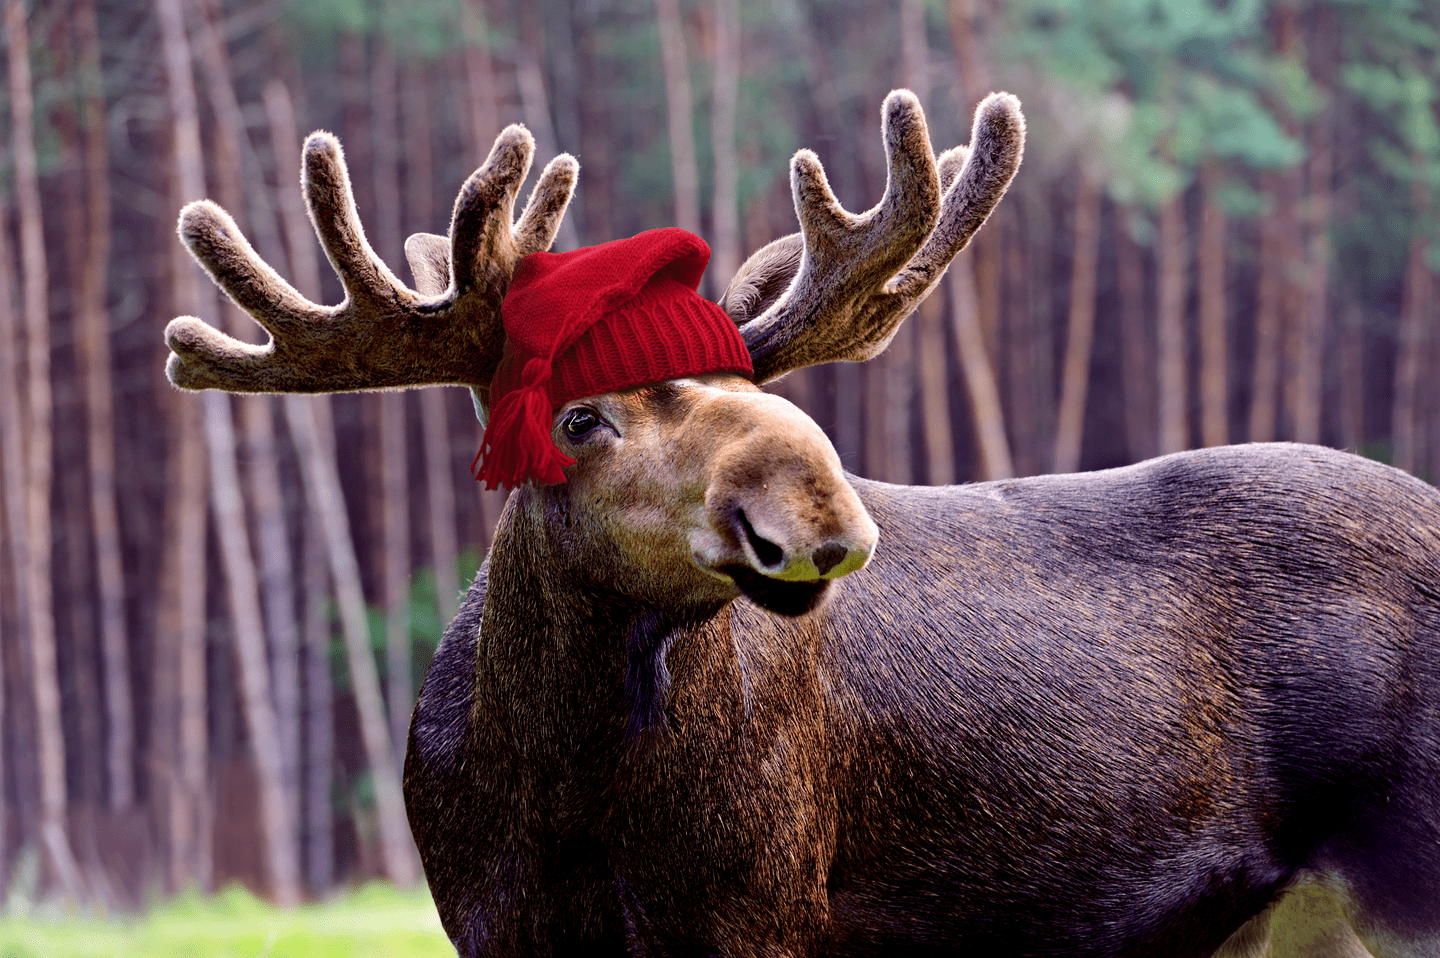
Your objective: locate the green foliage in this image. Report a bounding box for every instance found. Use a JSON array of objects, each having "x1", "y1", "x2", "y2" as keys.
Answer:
[
  {"x1": 998, "y1": 0, "x2": 1306, "y2": 205},
  {"x1": 331, "y1": 549, "x2": 482, "y2": 697},
  {"x1": 283, "y1": 0, "x2": 372, "y2": 37},
  {"x1": 0, "y1": 883, "x2": 450, "y2": 958},
  {"x1": 375, "y1": 0, "x2": 466, "y2": 60},
  {"x1": 281, "y1": 0, "x2": 466, "y2": 62}
]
